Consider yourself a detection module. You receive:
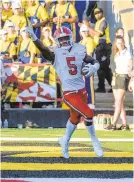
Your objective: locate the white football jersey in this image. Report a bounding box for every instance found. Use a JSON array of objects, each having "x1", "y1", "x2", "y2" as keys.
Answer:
[{"x1": 53, "y1": 43, "x2": 86, "y2": 91}]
